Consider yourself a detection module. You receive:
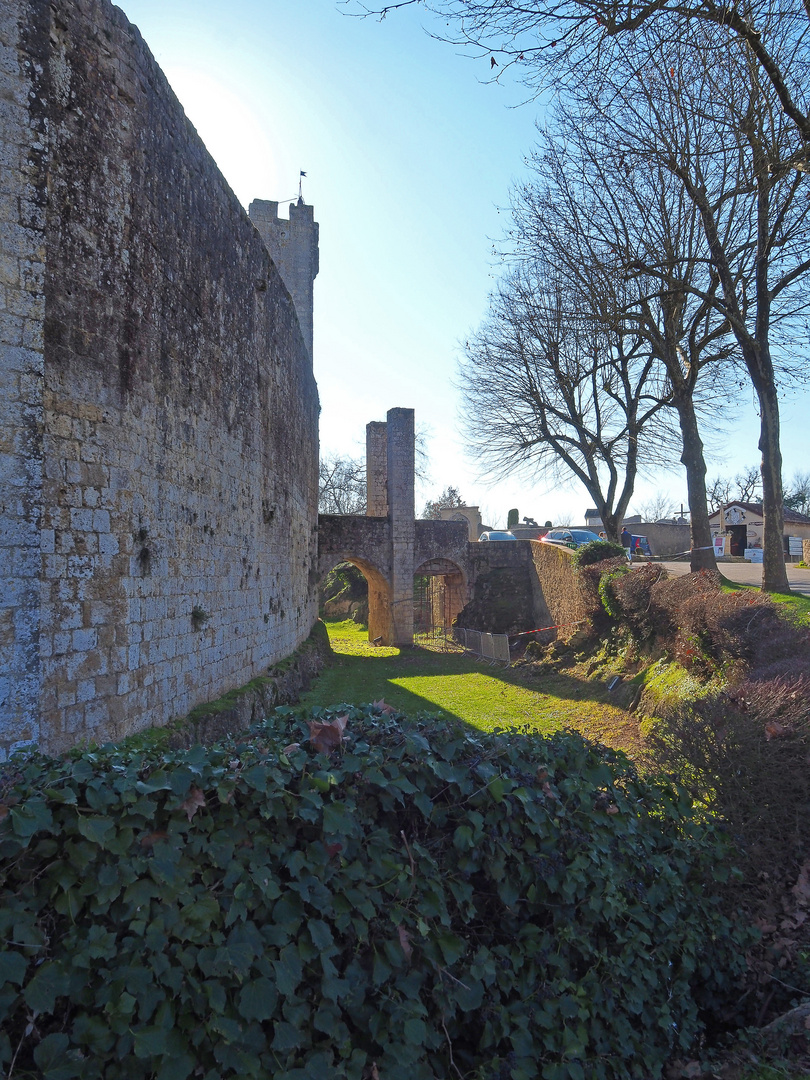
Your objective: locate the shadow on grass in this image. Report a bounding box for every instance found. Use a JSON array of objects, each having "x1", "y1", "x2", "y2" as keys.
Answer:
[{"x1": 299, "y1": 638, "x2": 624, "y2": 721}]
